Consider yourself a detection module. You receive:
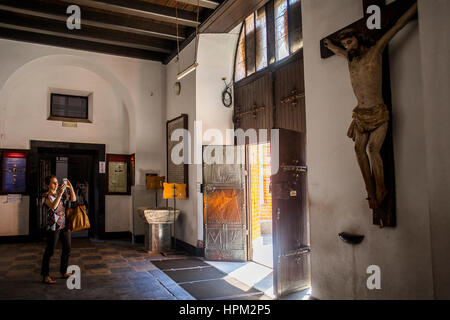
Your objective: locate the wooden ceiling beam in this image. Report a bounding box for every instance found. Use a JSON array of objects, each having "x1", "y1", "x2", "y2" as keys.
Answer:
[
  {"x1": 0, "y1": 0, "x2": 187, "y2": 41},
  {"x1": 60, "y1": 0, "x2": 201, "y2": 27},
  {"x1": 0, "y1": 27, "x2": 165, "y2": 61},
  {"x1": 175, "y1": 0, "x2": 220, "y2": 10},
  {"x1": 0, "y1": 10, "x2": 176, "y2": 53}
]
